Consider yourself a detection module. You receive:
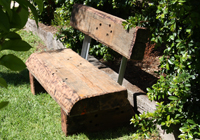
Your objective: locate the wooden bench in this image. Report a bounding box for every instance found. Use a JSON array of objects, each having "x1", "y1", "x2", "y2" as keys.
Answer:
[{"x1": 26, "y1": 4, "x2": 148, "y2": 136}]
